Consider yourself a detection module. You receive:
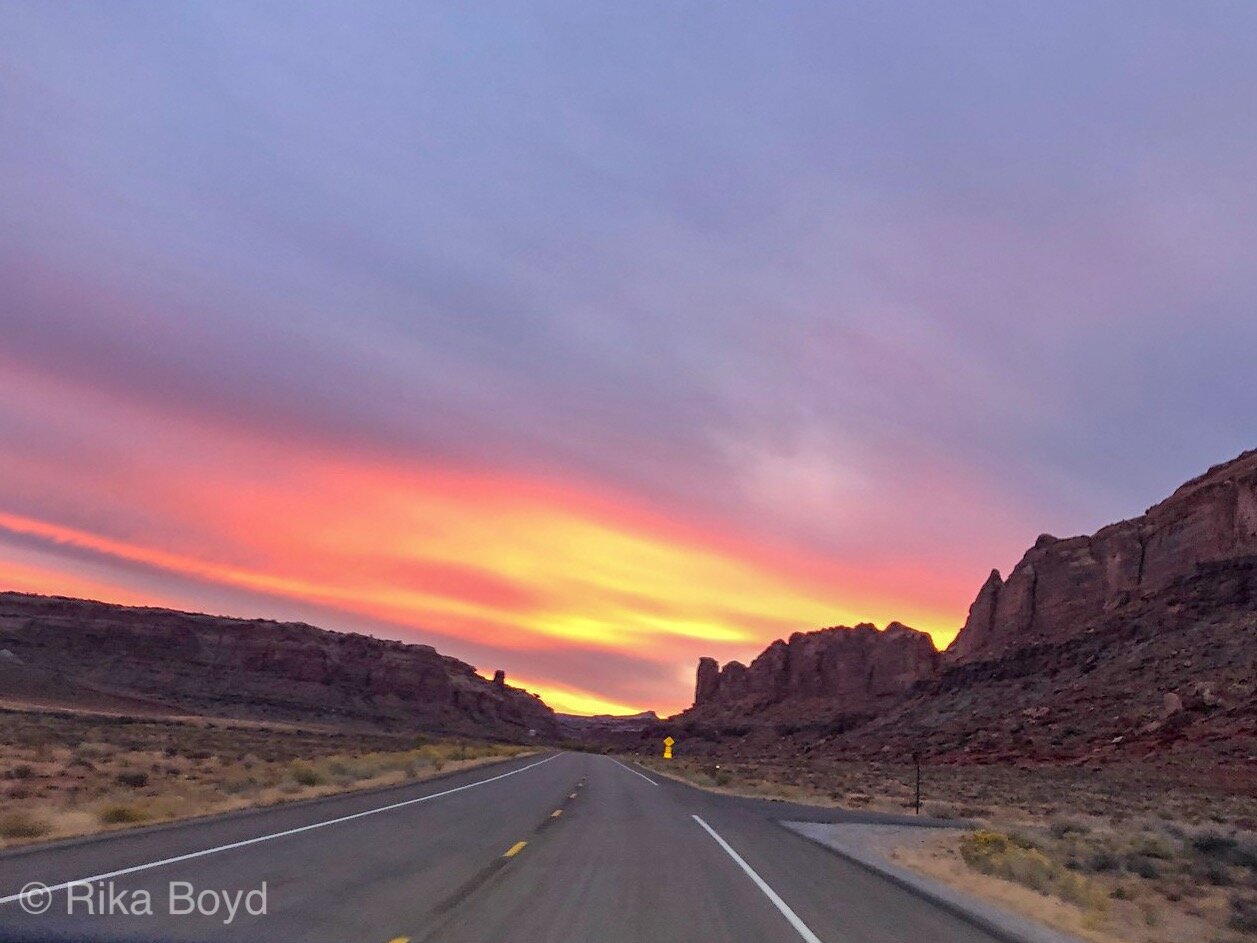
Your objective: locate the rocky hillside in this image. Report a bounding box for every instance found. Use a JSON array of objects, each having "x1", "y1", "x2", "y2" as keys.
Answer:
[
  {"x1": 674, "y1": 449, "x2": 1257, "y2": 775},
  {"x1": 0, "y1": 592, "x2": 557, "y2": 740}
]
